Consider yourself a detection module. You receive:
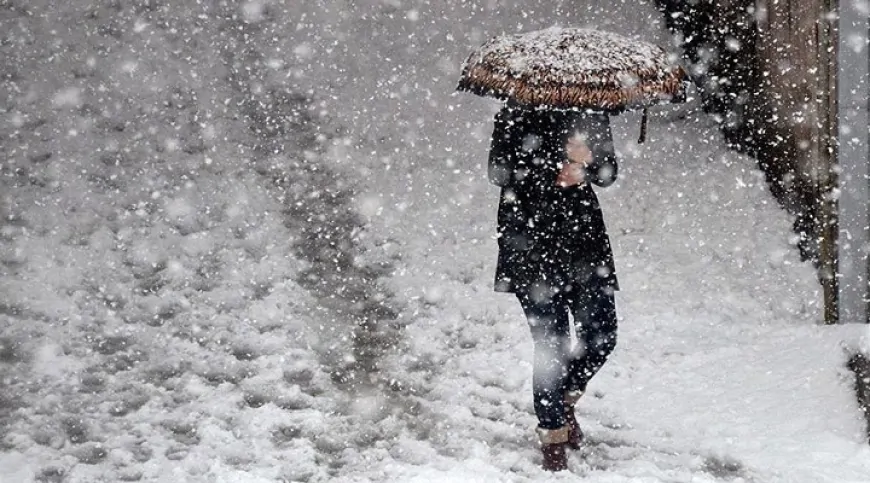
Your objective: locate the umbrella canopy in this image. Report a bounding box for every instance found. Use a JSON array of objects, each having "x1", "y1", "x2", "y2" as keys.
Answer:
[{"x1": 457, "y1": 27, "x2": 687, "y2": 111}]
